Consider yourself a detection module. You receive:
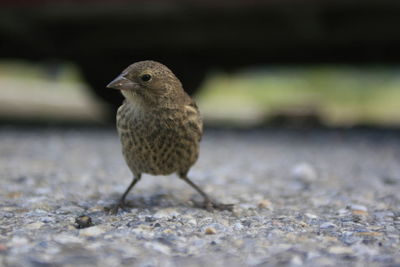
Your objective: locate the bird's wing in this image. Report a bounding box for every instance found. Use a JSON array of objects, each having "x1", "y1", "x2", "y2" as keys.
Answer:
[
  {"x1": 116, "y1": 102, "x2": 132, "y2": 133},
  {"x1": 184, "y1": 99, "x2": 203, "y2": 141}
]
